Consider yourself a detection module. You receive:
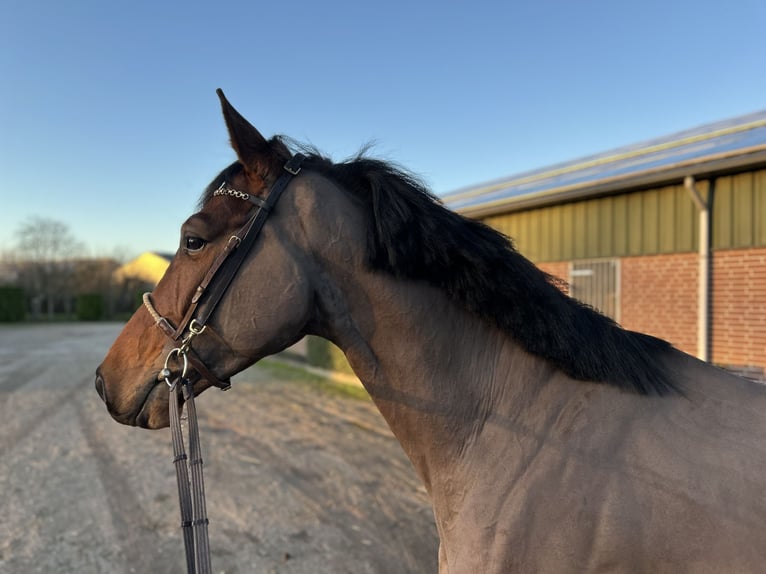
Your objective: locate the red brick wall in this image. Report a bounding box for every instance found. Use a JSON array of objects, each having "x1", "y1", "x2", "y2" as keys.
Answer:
[
  {"x1": 711, "y1": 247, "x2": 766, "y2": 377},
  {"x1": 535, "y1": 250, "x2": 766, "y2": 382},
  {"x1": 537, "y1": 261, "x2": 569, "y2": 294},
  {"x1": 620, "y1": 253, "x2": 699, "y2": 357},
  {"x1": 536, "y1": 256, "x2": 698, "y2": 355}
]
